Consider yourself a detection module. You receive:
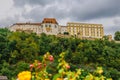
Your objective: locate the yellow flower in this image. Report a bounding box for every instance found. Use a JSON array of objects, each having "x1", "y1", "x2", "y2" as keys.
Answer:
[
  {"x1": 96, "y1": 67, "x2": 103, "y2": 74},
  {"x1": 18, "y1": 71, "x2": 31, "y2": 80},
  {"x1": 56, "y1": 78, "x2": 63, "y2": 80},
  {"x1": 45, "y1": 79, "x2": 50, "y2": 80}
]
